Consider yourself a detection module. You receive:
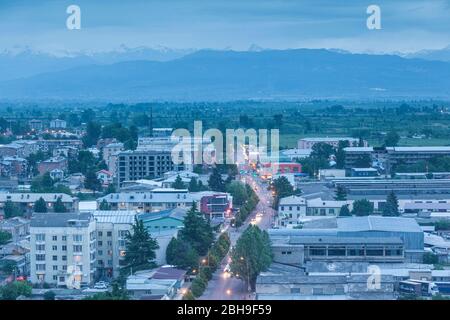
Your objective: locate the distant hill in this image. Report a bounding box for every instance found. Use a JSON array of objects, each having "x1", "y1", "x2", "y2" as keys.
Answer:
[
  {"x1": 406, "y1": 46, "x2": 450, "y2": 62},
  {"x1": 1, "y1": 49, "x2": 449, "y2": 101}
]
